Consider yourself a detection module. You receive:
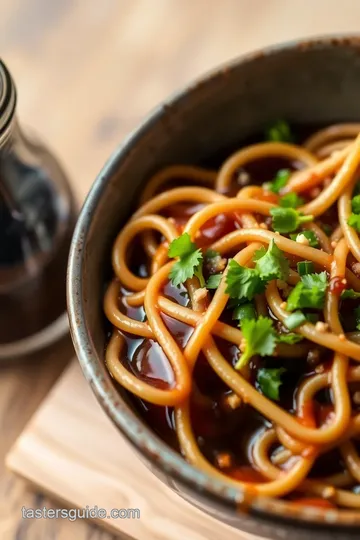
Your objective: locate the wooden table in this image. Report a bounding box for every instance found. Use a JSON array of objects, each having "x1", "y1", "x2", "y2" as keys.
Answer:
[{"x1": 1, "y1": 1, "x2": 360, "y2": 538}]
